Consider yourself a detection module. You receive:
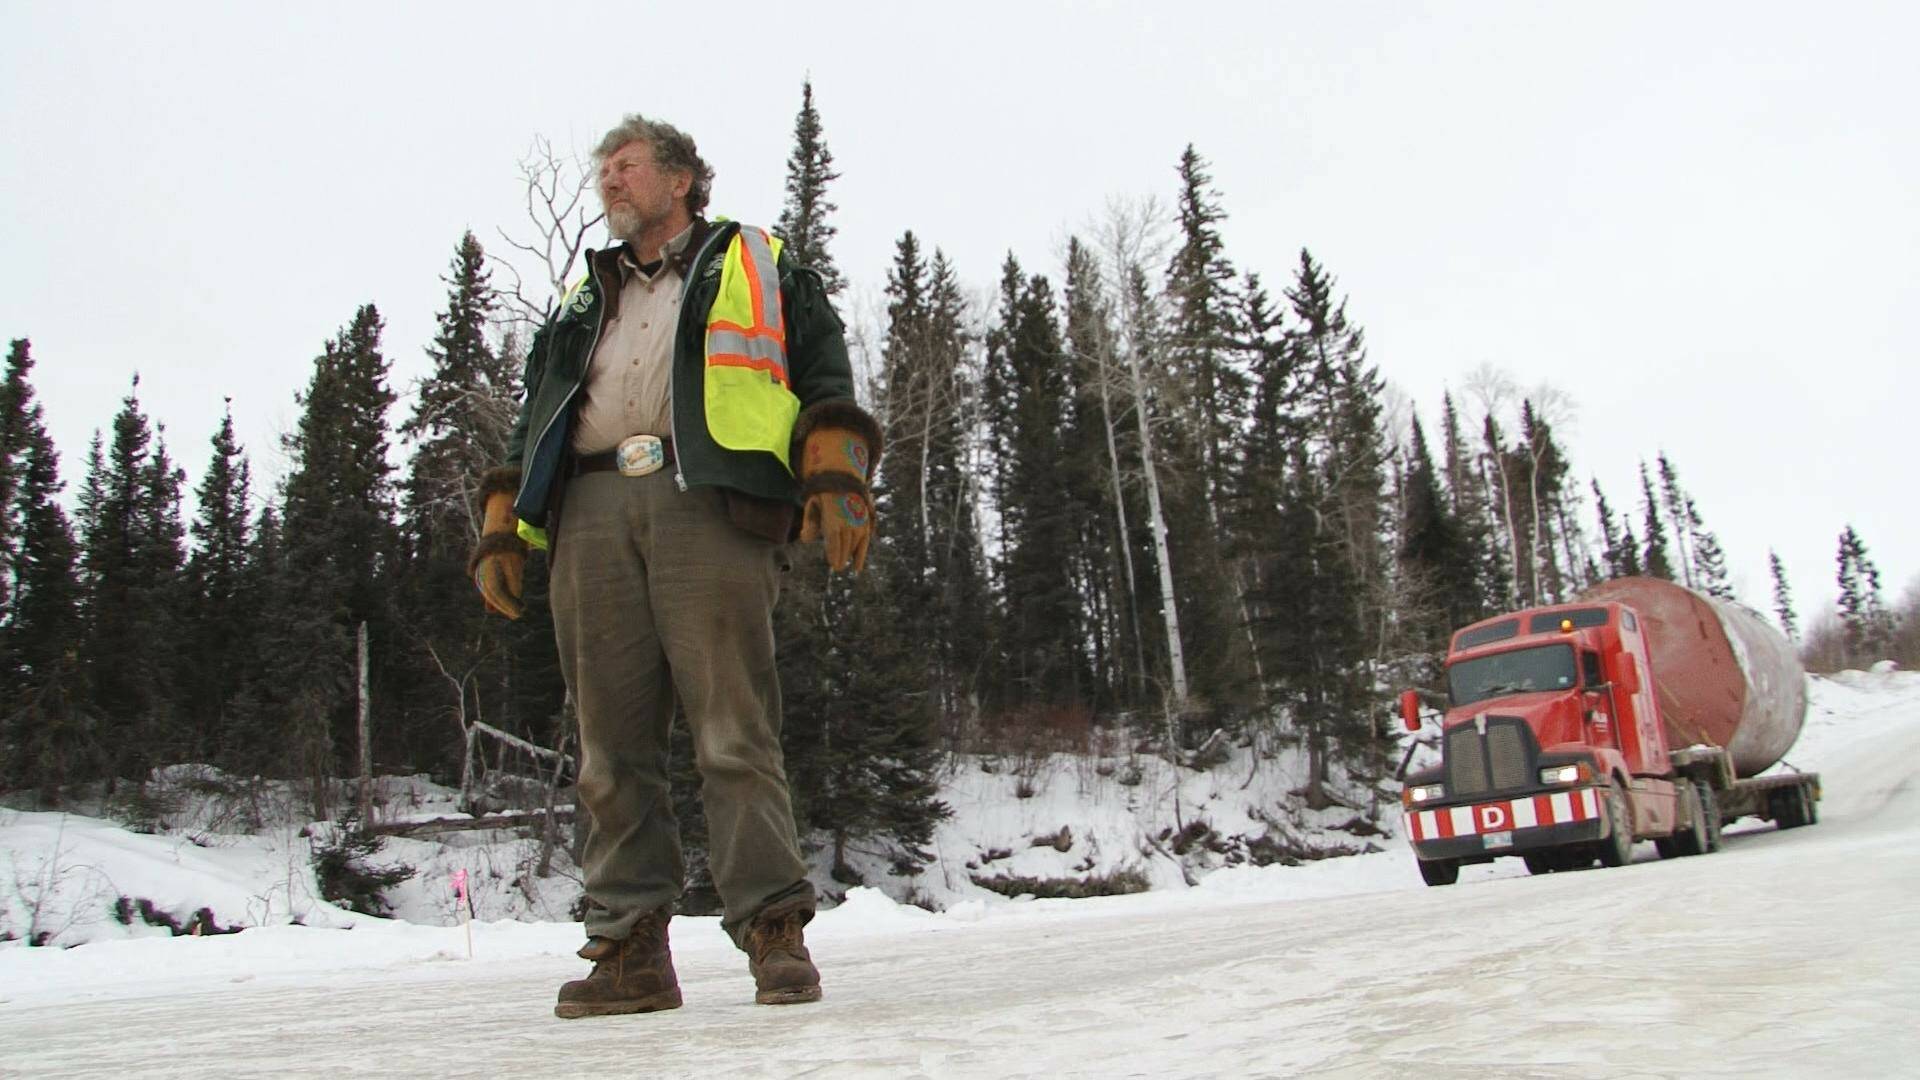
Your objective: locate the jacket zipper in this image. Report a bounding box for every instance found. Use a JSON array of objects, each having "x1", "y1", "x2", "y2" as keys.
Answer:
[
  {"x1": 670, "y1": 222, "x2": 734, "y2": 492},
  {"x1": 516, "y1": 255, "x2": 613, "y2": 511}
]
